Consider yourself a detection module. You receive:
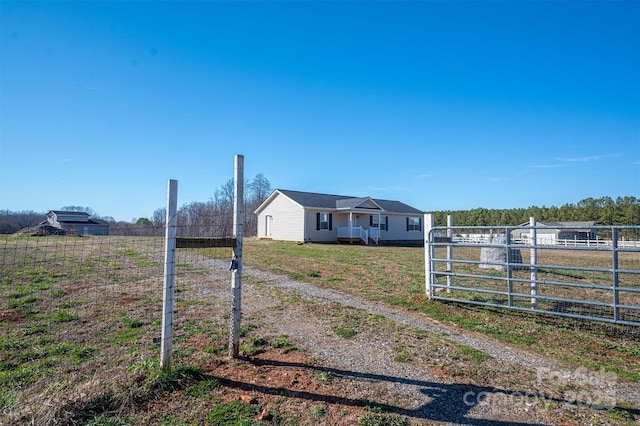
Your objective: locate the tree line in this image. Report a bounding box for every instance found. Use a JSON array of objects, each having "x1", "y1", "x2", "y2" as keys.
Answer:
[
  {"x1": 430, "y1": 196, "x2": 640, "y2": 227},
  {"x1": 2, "y1": 191, "x2": 638, "y2": 236},
  {"x1": 0, "y1": 174, "x2": 273, "y2": 236}
]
